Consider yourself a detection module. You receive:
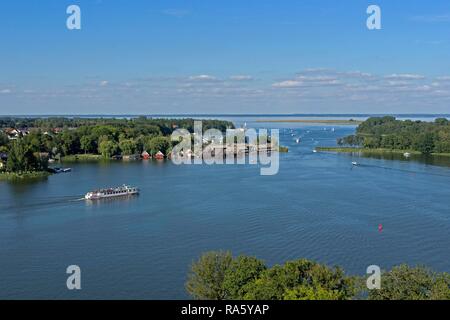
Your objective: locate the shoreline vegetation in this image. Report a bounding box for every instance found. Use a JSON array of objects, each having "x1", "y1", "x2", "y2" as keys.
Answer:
[
  {"x1": 0, "y1": 117, "x2": 287, "y2": 180},
  {"x1": 187, "y1": 251, "x2": 450, "y2": 300},
  {"x1": 0, "y1": 117, "x2": 235, "y2": 180},
  {"x1": 256, "y1": 119, "x2": 362, "y2": 125},
  {"x1": 61, "y1": 154, "x2": 104, "y2": 162},
  {"x1": 316, "y1": 147, "x2": 450, "y2": 157},
  {"x1": 0, "y1": 171, "x2": 51, "y2": 181},
  {"x1": 317, "y1": 116, "x2": 450, "y2": 159}
]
